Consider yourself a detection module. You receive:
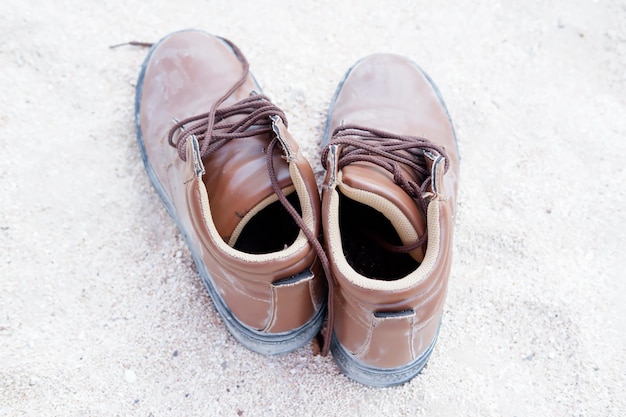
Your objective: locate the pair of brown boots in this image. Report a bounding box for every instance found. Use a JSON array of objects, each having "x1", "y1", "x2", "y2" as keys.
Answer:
[{"x1": 135, "y1": 30, "x2": 459, "y2": 387}]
